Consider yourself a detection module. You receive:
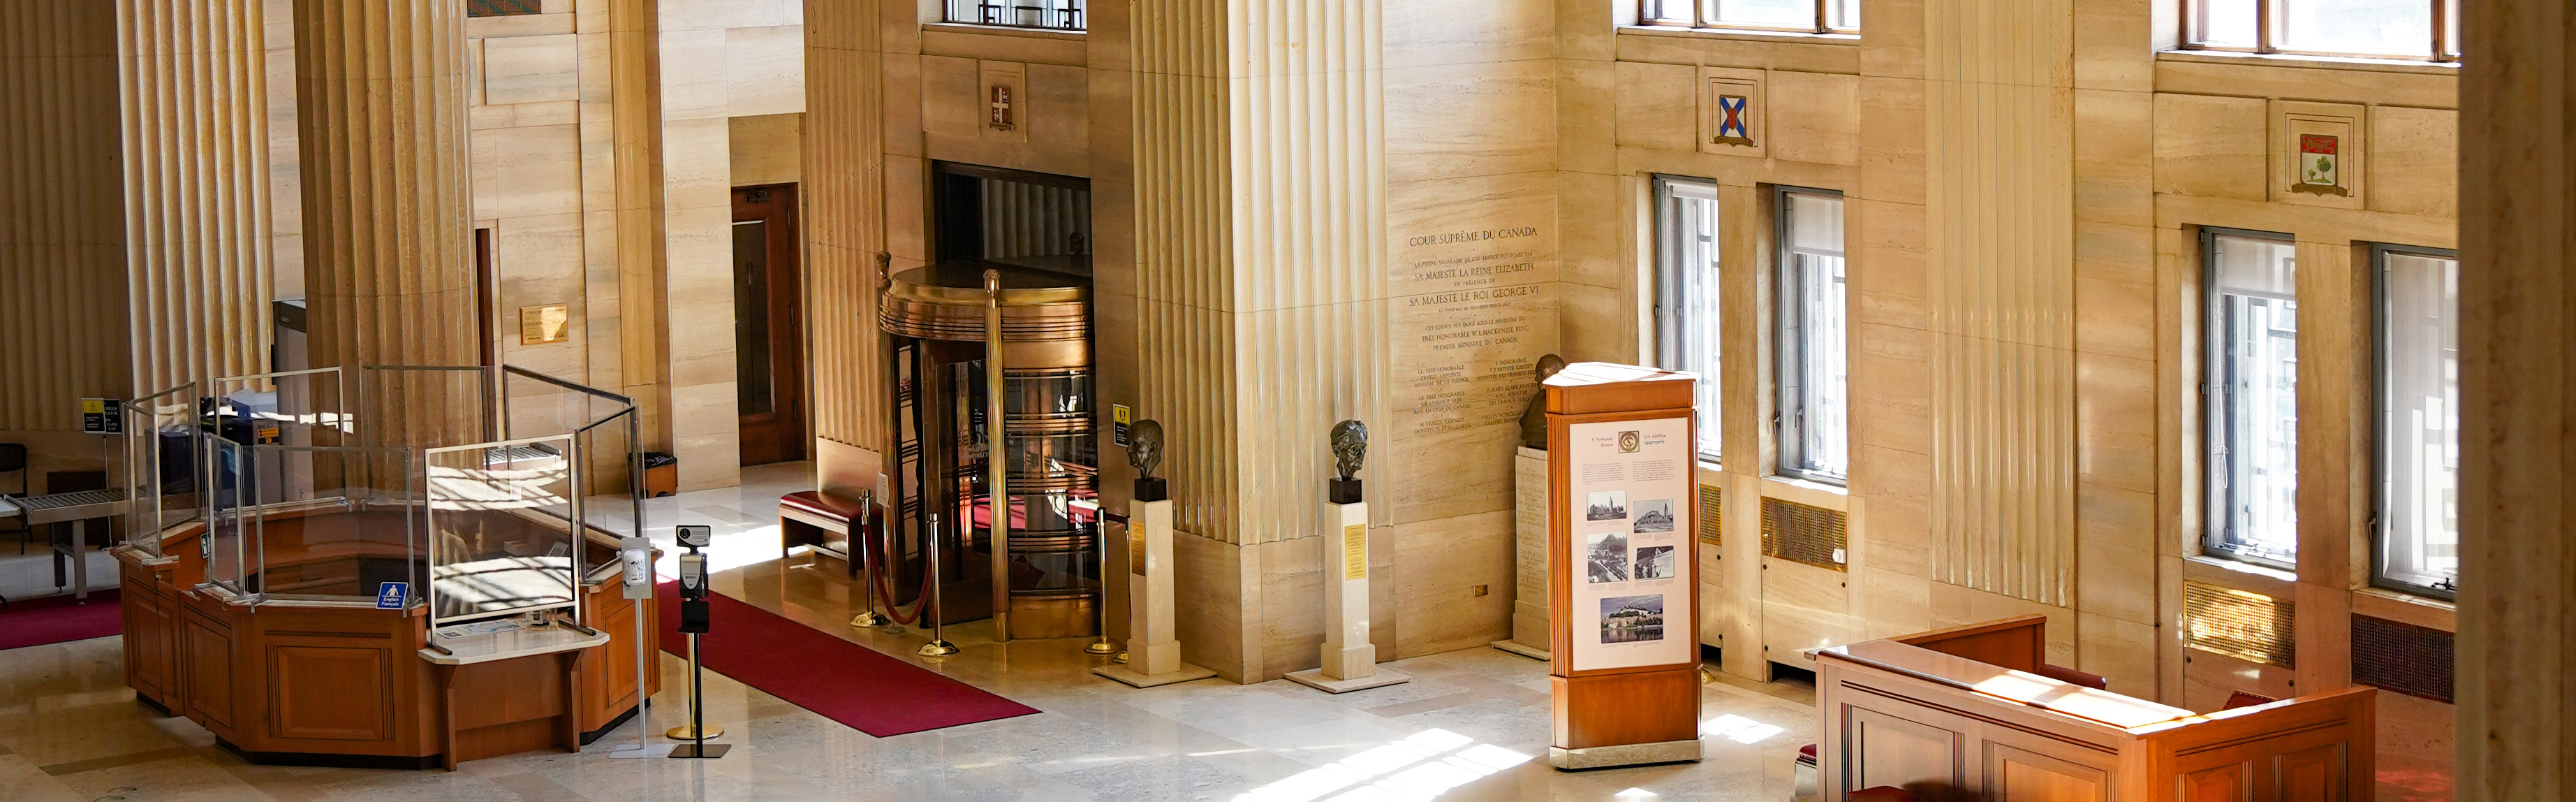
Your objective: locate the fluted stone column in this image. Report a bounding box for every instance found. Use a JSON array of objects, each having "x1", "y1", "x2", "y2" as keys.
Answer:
[
  {"x1": 115, "y1": 0, "x2": 280, "y2": 395},
  {"x1": 290, "y1": 0, "x2": 475, "y2": 448},
  {"x1": 2457, "y1": 1, "x2": 2576, "y2": 798}
]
